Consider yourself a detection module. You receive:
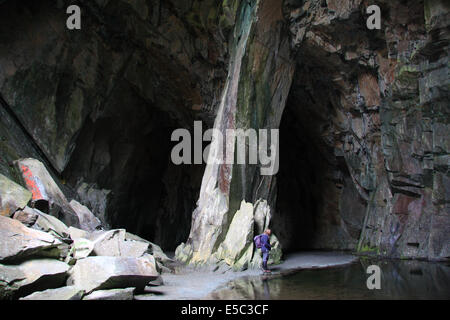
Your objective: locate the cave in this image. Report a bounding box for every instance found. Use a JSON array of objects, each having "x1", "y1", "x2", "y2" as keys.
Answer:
[
  {"x1": 57, "y1": 70, "x2": 211, "y2": 251},
  {"x1": 273, "y1": 50, "x2": 368, "y2": 253},
  {"x1": 0, "y1": 0, "x2": 449, "y2": 304},
  {"x1": 62, "y1": 96, "x2": 205, "y2": 251},
  {"x1": 275, "y1": 76, "x2": 331, "y2": 252},
  {"x1": 0, "y1": 0, "x2": 448, "y2": 269},
  {"x1": 0, "y1": 0, "x2": 220, "y2": 252}
]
